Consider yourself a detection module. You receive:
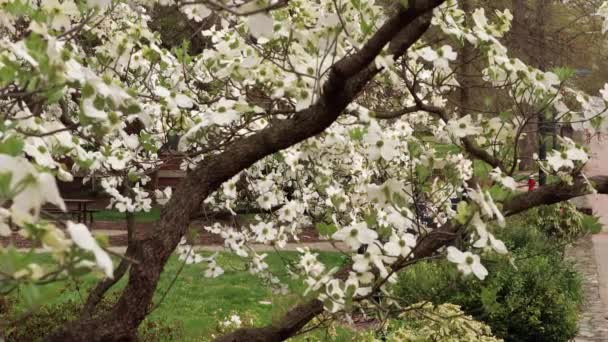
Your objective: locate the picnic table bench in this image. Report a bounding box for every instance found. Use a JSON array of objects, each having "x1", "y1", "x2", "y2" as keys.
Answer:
[{"x1": 42, "y1": 199, "x2": 99, "y2": 225}]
